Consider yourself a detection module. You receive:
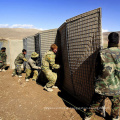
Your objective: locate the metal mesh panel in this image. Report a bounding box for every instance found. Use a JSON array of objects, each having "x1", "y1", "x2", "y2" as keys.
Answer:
[
  {"x1": 62, "y1": 8, "x2": 101, "y2": 105},
  {"x1": 34, "y1": 29, "x2": 57, "y2": 66},
  {"x1": 34, "y1": 33, "x2": 41, "y2": 66},
  {"x1": 58, "y1": 23, "x2": 74, "y2": 94},
  {"x1": 40, "y1": 29, "x2": 57, "y2": 57},
  {"x1": 23, "y1": 36, "x2": 35, "y2": 59}
]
